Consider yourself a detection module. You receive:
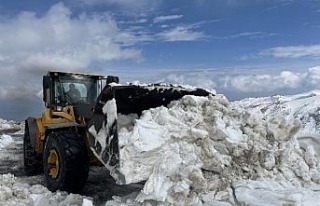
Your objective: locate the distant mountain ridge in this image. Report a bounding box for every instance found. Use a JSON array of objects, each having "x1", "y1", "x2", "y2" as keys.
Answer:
[{"x1": 234, "y1": 90, "x2": 320, "y2": 134}]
